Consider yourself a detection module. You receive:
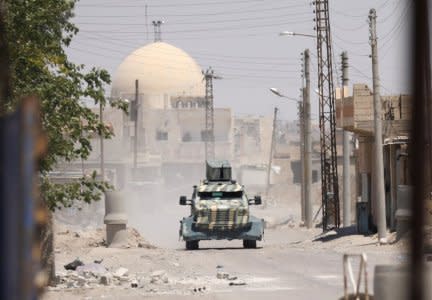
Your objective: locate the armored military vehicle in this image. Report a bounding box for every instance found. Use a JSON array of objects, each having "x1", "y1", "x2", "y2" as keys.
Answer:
[{"x1": 179, "y1": 160, "x2": 264, "y2": 250}]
